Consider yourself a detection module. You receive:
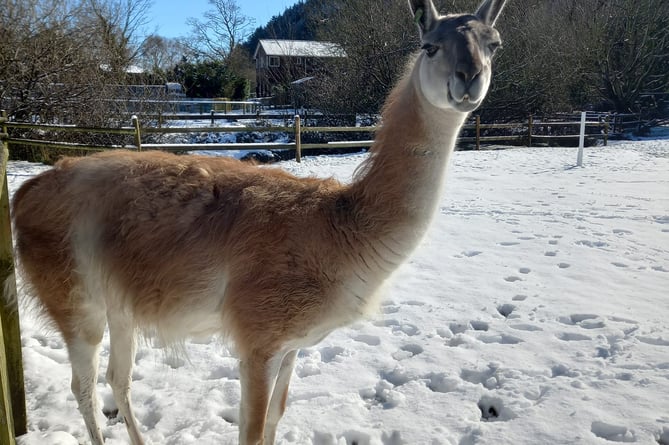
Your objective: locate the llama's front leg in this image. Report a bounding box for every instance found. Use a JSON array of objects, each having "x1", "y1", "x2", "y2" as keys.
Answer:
[
  {"x1": 238, "y1": 351, "x2": 284, "y2": 445},
  {"x1": 263, "y1": 350, "x2": 298, "y2": 444},
  {"x1": 68, "y1": 337, "x2": 105, "y2": 445},
  {"x1": 106, "y1": 313, "x2": 144, "y2": 445}
]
